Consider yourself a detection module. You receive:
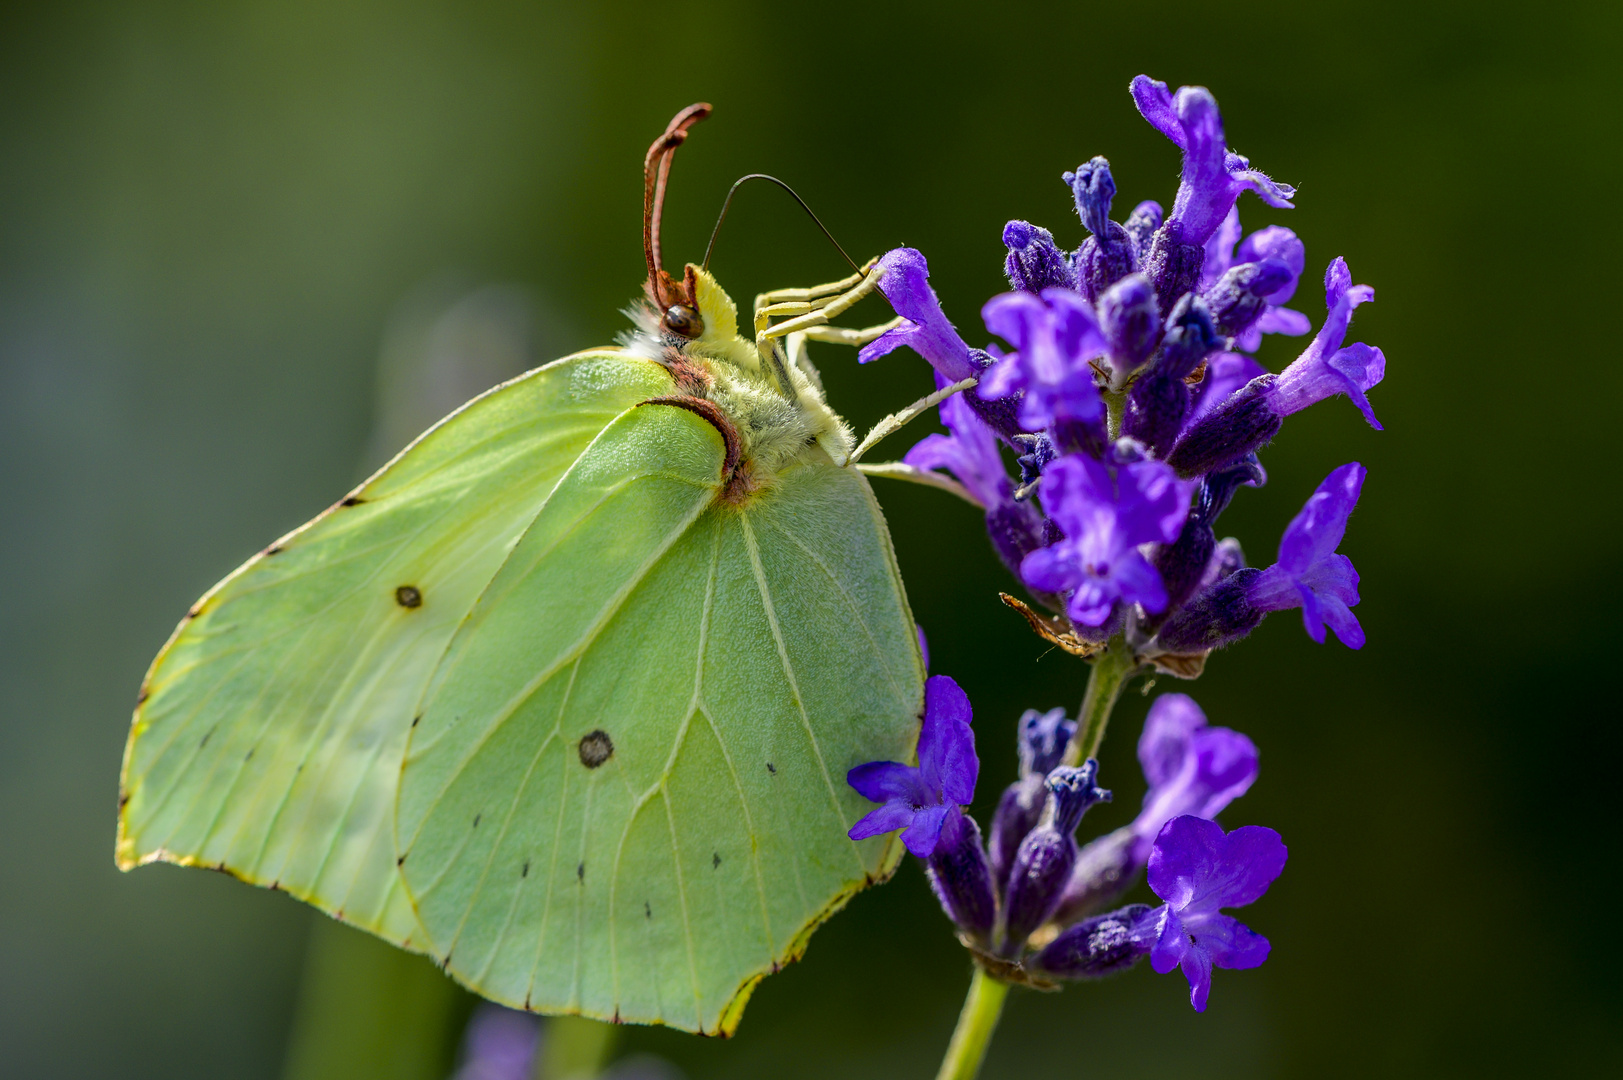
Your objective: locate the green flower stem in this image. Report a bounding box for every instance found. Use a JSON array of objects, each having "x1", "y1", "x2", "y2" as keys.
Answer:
[
  {"x1": 935, "y1": 968, "x2": 1011, "y2": 1080},
  {"x1": 1104, "y1": 389, "x2": 1126, "y2": 440},
  {"x1": 1067, "y1": 634, "x2": 1138, "y2": 766},
  {"x1": 934, "y1": 637, "x2": 1138, "y2": 1080}
]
